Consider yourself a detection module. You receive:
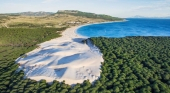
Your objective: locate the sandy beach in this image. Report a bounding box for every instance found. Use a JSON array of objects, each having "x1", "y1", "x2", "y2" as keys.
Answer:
[{"x1": 16, "y1": 26, "x2": 104, "y2": 85}]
